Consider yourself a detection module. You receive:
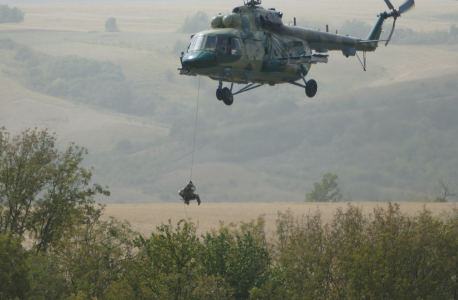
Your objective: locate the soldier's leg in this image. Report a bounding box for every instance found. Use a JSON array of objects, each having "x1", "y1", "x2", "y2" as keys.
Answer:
[{"x1": 195, "y1": 194, "x2": 201, "y2": 205}]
